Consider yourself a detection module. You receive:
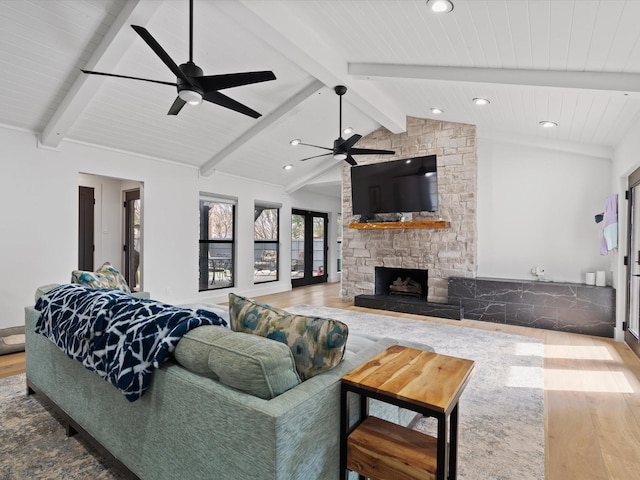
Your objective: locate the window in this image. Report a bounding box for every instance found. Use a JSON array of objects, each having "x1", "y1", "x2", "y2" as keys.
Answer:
[
  {"x1": 199, "y1": 197, "x2": 235, "y2": 291},
  {"x1": 254, "y1": 205, "x2": 279, "y2": 283}
]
